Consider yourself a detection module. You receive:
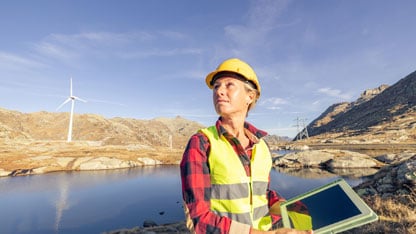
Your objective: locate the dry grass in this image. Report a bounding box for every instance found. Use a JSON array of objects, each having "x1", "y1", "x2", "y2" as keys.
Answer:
[
  {"x1": 345, "y1": 193, "x2": 416, "y2": 233},
  {"x1": 0, "y1": 140, "x2": 184, "y2": 173}
]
